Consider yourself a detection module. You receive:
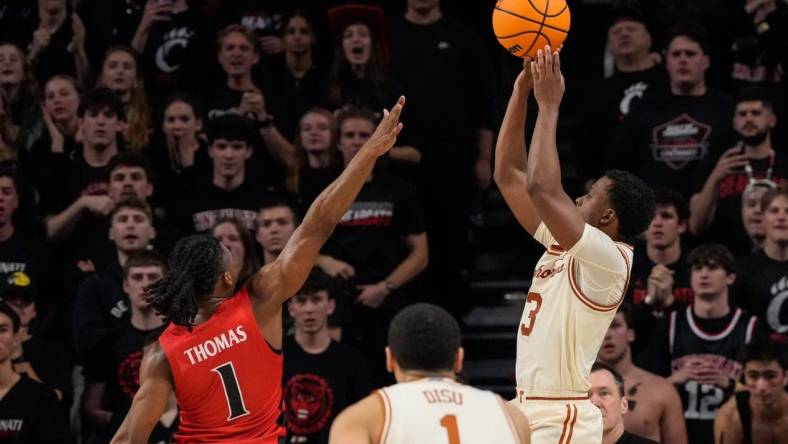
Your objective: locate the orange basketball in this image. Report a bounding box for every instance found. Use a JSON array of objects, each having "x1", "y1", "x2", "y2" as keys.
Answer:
[{"x1": 493, "y1": 0, "x2": 571, "y2": 59}]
